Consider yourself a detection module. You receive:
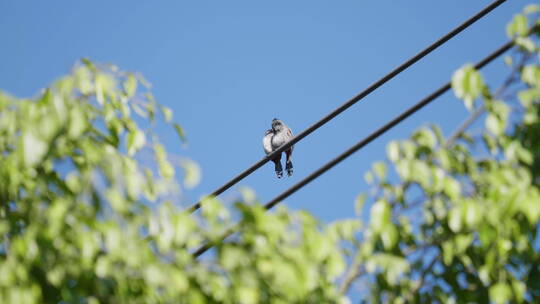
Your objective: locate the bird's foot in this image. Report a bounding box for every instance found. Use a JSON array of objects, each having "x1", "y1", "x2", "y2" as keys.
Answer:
[
  {"x1": 286, "y1": 162, "x2": 293, "y2": 177},
  {"x1": 276, "y1": 170, "x2": 283, "y2": 178}
]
